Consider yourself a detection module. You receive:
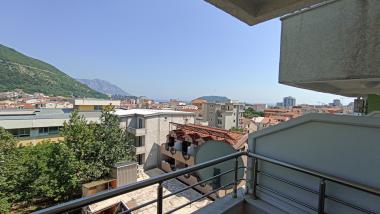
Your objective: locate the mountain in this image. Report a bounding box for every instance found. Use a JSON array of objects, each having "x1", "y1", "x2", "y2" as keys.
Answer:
[
  {"x1": 77, "y1": 79, "x2": 131, "y2": 96},
  {"x1": 0, "y1": 44, "x2": 108, "y2": 98},
  {"x1": 197, "y1": 96, "x2": 231, "y2": 103}
]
